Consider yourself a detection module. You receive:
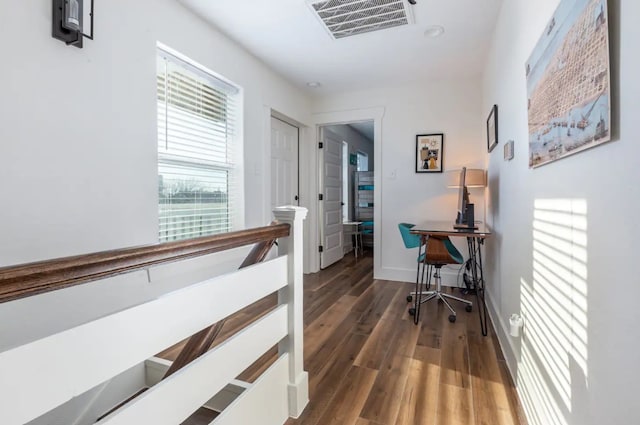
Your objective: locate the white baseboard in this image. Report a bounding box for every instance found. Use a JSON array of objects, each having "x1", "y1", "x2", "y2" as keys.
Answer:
[
  {"x1": 376, "y1": 266, "x2": 465, "y2": 288},
  {"x1": 484, "y1": 294, "x2": 519, "y2": 384}
]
